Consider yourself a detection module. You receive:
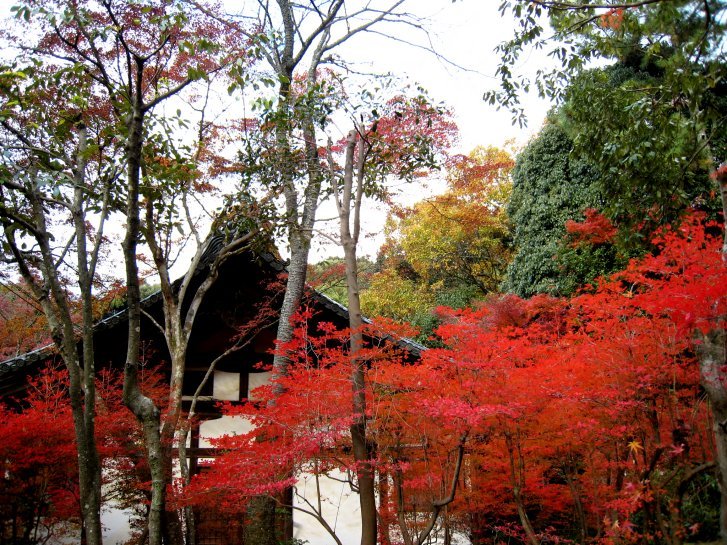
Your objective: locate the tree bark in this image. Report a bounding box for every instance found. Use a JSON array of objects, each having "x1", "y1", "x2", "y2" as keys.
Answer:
[
  {"x1": 333, "y1": 130, "x2": 377, "y2": 545},
  {"x1": 699, "y1": 162, "x2": 727, "y2": 545},
  {"x1": 250, "y1": 2, "x2": 423, "y2": 540},
  {"x1": 505, "y1": 431, "x2": 540, "y2": 545},
  {"x1": 251, "y1": 64, "x2": 302, "y2": 533},
  {"x1": 121, "y1": 63, "x2": 167, "y2": 545},
  {"x1": 72, "y1": 124, "x2": 103, "y2": 545},
  {"x1": 1, "y1": 127, "x2": 105, "y2": 545},
  {"x1": 343, "y1": 224, "x2": 377, "y2": 545},
  {"x1": 564, "y1": 473, "x2": 587, "y2": 543},
  {"x1": 37, "y1": 215, "x2": 103, "y2": 545},
  {"x1": 258, "y1": 6, "x2": 324, "y2": 538},
  {"x1": 697, "y1": 327, "x2": 727, "y2": 544}
]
